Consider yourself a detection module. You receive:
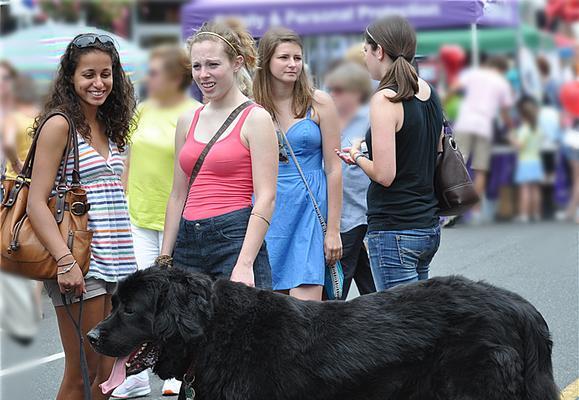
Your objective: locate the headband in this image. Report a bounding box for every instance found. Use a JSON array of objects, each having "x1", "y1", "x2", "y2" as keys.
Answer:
[
  {"x1": 195, "y1": 31, "x2": 238, "y2": 55},
  {"x1": 365, "y1": 27, "x2": 377, "y2": 44}
]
